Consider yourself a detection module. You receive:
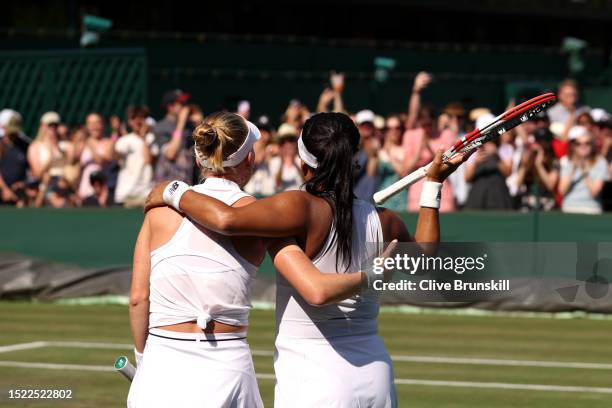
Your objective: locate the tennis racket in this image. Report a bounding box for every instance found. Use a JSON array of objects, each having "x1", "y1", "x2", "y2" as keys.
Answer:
[
  {"x1": 373, "y1": 92, "x2": 556, "y2": 204},
  {"x1": 114, "y1": 356, "x2": 136, "y2": 382}
]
